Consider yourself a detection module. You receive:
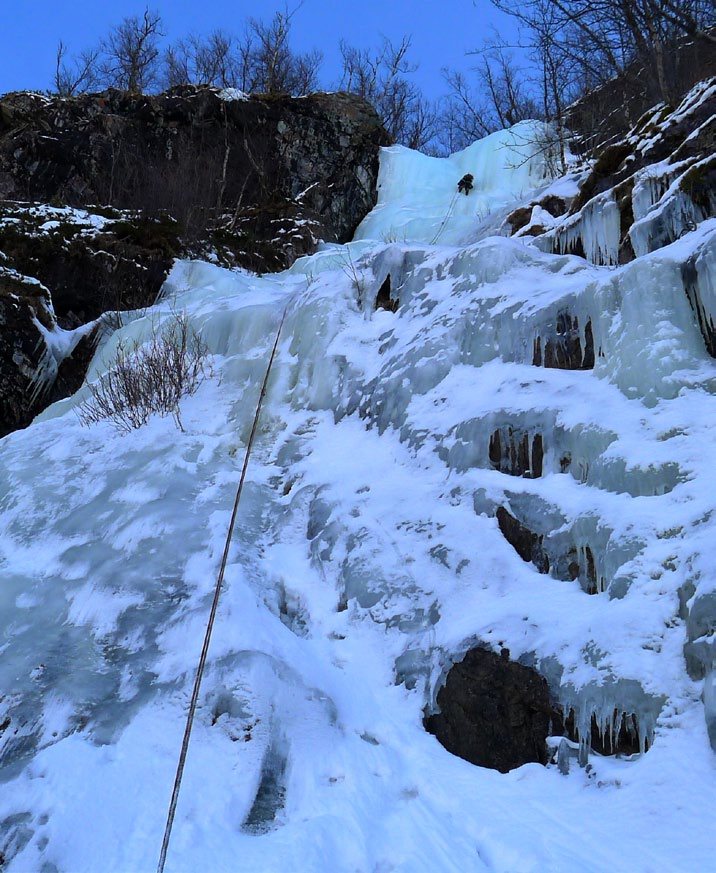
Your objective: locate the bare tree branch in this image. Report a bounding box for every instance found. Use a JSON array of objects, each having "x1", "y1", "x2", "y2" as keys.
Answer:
[{"x1": 99, "y1": 7, "x2": 164, "y2": 93}]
